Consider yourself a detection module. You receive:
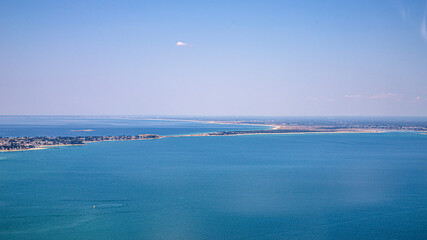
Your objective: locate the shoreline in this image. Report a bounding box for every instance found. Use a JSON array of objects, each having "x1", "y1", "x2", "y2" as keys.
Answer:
[
  {"x1": 164, "y1": 129, "x2": 384, "y2": 138},
  {"x1": 0, "y1": 135, "x2": 160, "y2": 153},
  {"x1": 1, "y1": 119, "x2": 425, "y2": 153},
  {"x1": 144, "y1": 118, "x2": 279, "y2": 130},
  {"x1": 0, "y1": 138, "x2": 162, "y2": 153},
  {"x1": 0, "y1": 129, "x2": 406, "y2": 153}
]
